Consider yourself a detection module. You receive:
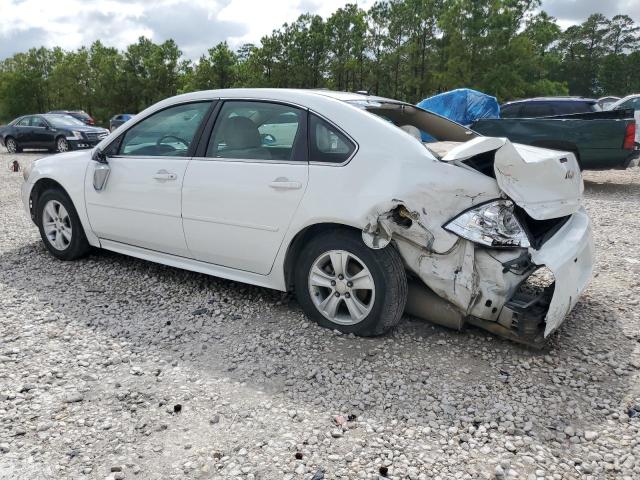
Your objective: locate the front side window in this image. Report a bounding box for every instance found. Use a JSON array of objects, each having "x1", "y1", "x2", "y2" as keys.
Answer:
[
  {"x1": 309, "y1": 114, "x2": 356, "y2": 164},
  {"x1": 31, "y1": 117, "x2": 46, "y2": 128},
  {"x1": 500, "y1": 104, "x2": 521, "y2": 118},
  {"x1": 119, "y1": 102, "x2": 211, "y2": 157},
  {"x1": 207, "y1": 101, "x2": 303, "y2": 161}
]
